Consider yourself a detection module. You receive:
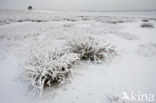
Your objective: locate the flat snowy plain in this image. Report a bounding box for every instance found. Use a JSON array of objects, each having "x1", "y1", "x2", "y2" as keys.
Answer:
[{"x1": 0, "y1": 10, "x2": 156, "y2": 103}]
